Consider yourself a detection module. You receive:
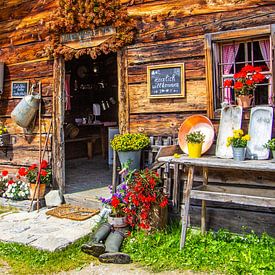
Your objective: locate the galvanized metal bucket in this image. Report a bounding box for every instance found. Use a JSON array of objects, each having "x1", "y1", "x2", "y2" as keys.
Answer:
[{"x1": 11, "y1": 93, "x2": 40, "y2": 128}]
